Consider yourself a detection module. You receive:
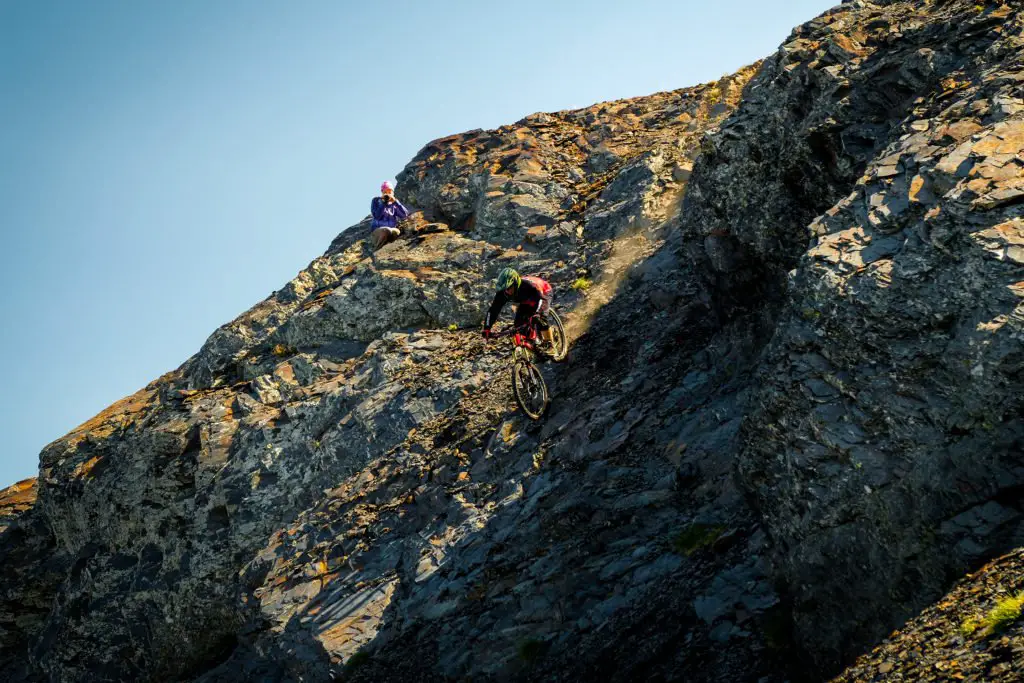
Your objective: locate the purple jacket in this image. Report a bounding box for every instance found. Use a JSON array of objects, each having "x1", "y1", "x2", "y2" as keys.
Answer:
[{"x1": 370, "y1": 196, "x2": 409, "y2": 228}]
